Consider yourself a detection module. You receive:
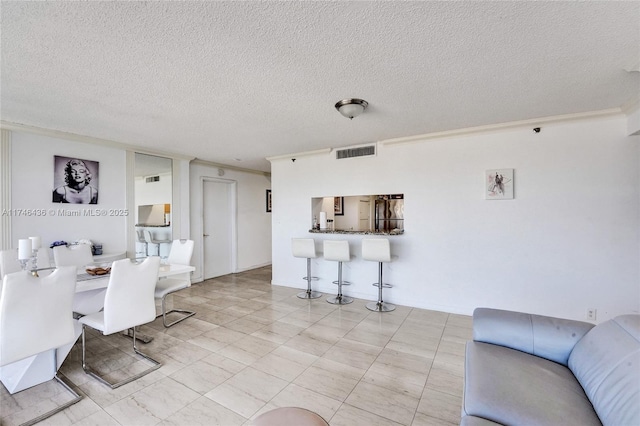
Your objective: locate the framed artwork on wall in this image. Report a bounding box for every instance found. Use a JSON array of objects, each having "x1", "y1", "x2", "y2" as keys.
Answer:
[
  {"x1": 486, "y1": 169, "x2": 514, "y2": 200},
  {"x1": 266, "y1": 189, "x2": 272, "y2": 212},
  {"x1": 52, "y1": 156, "x2": 99, "y2": 204},
  {"x1": 334, "y1": 197, "x2": 344, "y2": 215}
]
